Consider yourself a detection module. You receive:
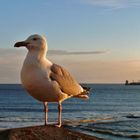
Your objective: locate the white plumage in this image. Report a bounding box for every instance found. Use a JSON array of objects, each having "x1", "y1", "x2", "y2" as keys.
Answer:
[{"x1": 14, "y1": 34, "x2": 89, "y2": 127}]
